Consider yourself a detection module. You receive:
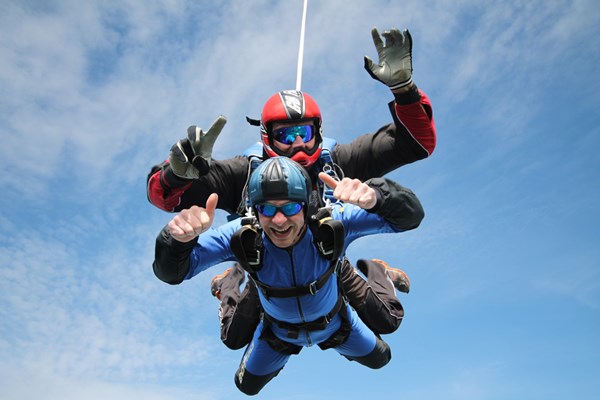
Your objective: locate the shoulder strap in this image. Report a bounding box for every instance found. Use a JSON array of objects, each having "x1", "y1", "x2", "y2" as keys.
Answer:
[
  {"x1": 243, "y1": 141, "x2": 264, "y2": 158},
  {"x1": 315, "y1": 136, "x2": 343, "y2": 204},
  {"x1": 234, "y1": 143, "x2": 265, "y2": 217},
  {"x1": 308, "y1": 207, "x2": 345, "y2": 261},
  {"x1": 230, "y1": 210, "x2": 344, "y2": 298},
  {"x1": 321, "y1": 136, "x2": 337, "y2": 154},
  {"x1": 230, "y1": 217, "x2": 263, "y2": 273}
]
